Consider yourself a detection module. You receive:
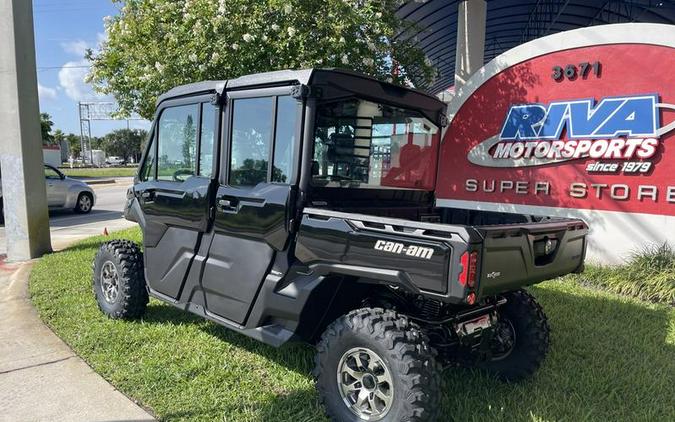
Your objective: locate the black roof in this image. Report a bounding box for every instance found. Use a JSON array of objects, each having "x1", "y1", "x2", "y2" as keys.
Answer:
[
  {"x1": 156, "y1": 68, "x2": 441, "y2": 105},
  {"x1": 156, "y1": 68, "x2": 447, "y2": 127},
  {"x1": 396, "y1": 0, "x2": 675, "y2": 94}
]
